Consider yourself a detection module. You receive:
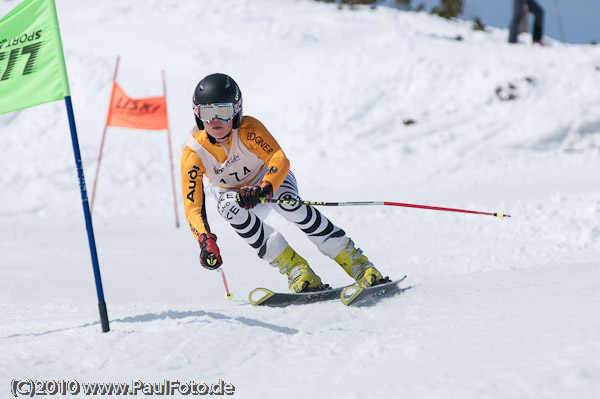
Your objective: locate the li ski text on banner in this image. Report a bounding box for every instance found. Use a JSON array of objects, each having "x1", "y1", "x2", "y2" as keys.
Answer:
[{"x1": 106, "y1": 82, "x2": 168, "y2": 130}]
